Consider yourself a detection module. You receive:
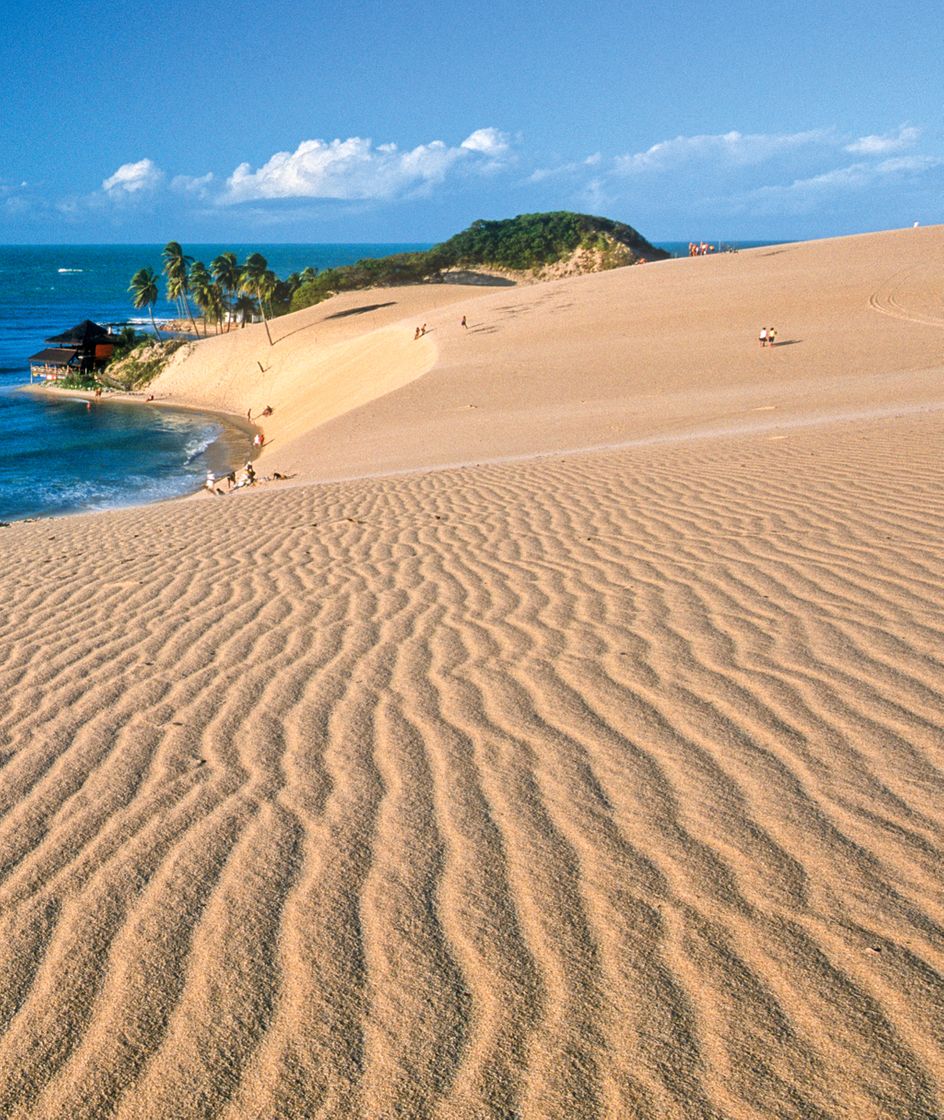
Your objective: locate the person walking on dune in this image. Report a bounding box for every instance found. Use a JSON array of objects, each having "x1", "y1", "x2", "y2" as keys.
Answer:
[{"x1": 759, "y1": 327, "x2": 768, "y2": 347}]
